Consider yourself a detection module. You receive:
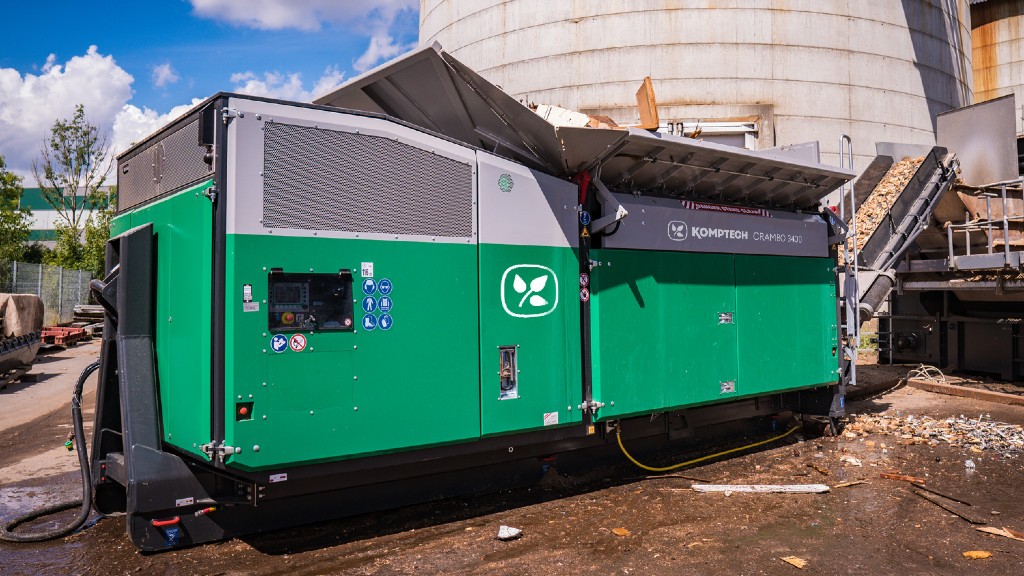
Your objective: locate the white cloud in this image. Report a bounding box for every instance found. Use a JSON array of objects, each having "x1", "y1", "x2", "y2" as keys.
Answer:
[
  {"x1": 111, "y1": 99, "x2": 206, "y2": 156},
  {"x1": 353, "y1": 28, "x2": 416, "y2": 73},
  {"x1": 188, "y1": 0, "x2": 415, "y2": 31},
  {"x1": 230, "y1": 66, "x2": 345, "y2": 102},
  {"x1": 152, "y1": 63, "x2": 180, "y2": 87},
  {"x1": 190, "y1": 0, "x2": 417, "y2": 74},
  {"x1": 0, "y1": 46, "x2": 201, "y2": 182},
  {"x1": 0, "y1": 46, "x2": 133, "y2": 180}
]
